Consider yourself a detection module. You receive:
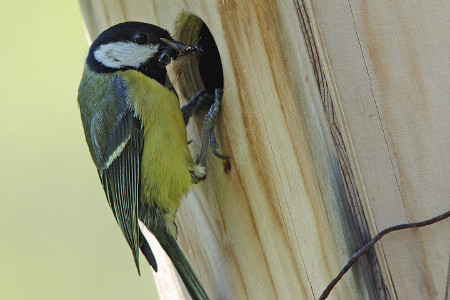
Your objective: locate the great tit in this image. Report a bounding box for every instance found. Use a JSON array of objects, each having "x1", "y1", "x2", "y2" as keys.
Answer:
[{"x1": 78, "y1": 21, "x2": 224, "y2": 300}]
